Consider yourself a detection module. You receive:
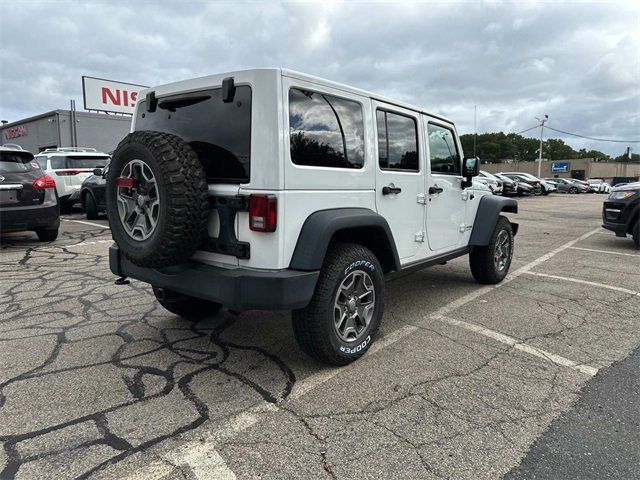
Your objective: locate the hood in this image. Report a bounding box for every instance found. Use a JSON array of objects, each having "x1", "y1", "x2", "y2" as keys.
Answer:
[{"x1": 612, "y1": 181, "x2": 640, "y2": 192}]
